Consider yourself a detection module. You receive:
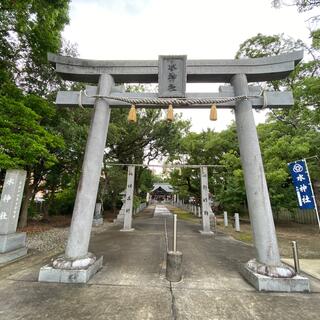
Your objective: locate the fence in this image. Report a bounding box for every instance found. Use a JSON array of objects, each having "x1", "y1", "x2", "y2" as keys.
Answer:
[
  {"x1": 173, "y1": 201, "x2": 318, "y2": 226},
  {"x1": 174, "y1": 200, "x2": 202, "y2": 218},
  {"x1": 133, "y1": 202, "x2": 147, "y2": 215},
  {"x1": 273, "y1": 208, "x2": 318, "y2": 225}
]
